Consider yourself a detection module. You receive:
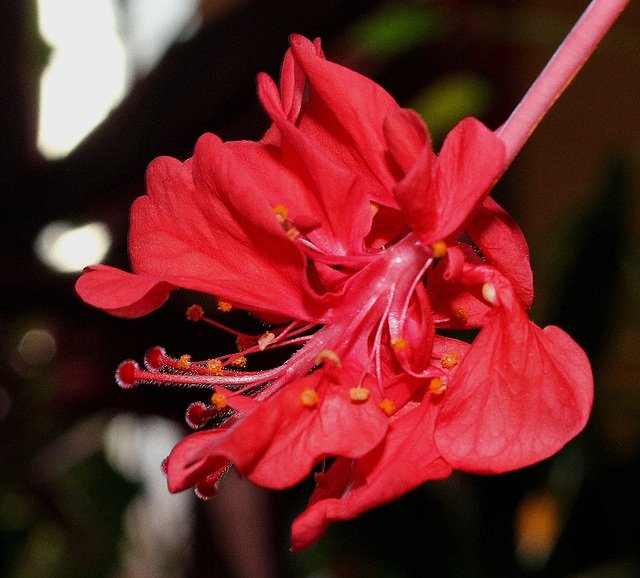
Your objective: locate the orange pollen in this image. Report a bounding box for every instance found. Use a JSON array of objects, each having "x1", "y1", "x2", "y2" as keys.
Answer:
[
  {"x1": 441, "y1": 352, "x2": 459, "y2": 370},
  {"x1": 349, "y1": 387, "x2": 370, "y2": 402},
  {"x1": 230, "y1": 355, "x2": 247, "y2": 368},
  {"x1": 431, "y1": 240, "x2": 447, "y2": 258},
  {"x1": 454, "y1": 308, "x2": 468, "y2": 323},
  {"x1": 258, "y1": 331, "x2": 275, "y2": 351},
  {"x1": 391, "y1": 337, "x2": 407, "y2": 351},
  {"x1": 186, "y1": 304, "x2": 204, "y2": 322},
  {"x1": 217, "y1": 300, "x2": 233, "y2": 312},
  {"x1": 236, "y1": 335, "x2": 254, "y2": 352},
  {"x1": 429, "y1": 377, "x2": 447, "y2": 395},
  {"x1": 206, "y1": 358, "x2": 224, "y2": 375},
  {"x1": 273, "y1": 204, "x2": 289, "y2": 222},
  {"x1": 210, "y1": 392, "x2": 228, "y2": 409},
  {"x1": 315, "y1": 349, "x2": 342, "y2": 368},
  {"x1": 370, "y1": 202, "x2": 379, "y2": 217},
  {"x1": 380, "y1": 399, "x2": 395, "y2": 416},
  {"x1": 300, "y1": 388, "x2": 319, "y2": 407},
  {"x1": 178, "y1": 354, "x2": 192, "y2": 370}
]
